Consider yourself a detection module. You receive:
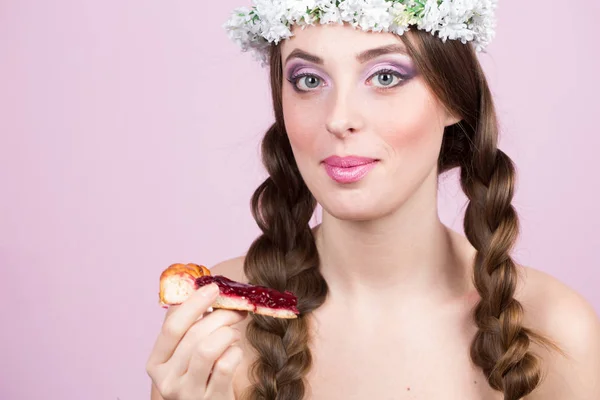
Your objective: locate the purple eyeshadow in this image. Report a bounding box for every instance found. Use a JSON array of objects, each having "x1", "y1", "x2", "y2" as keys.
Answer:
[
  {"x1": 364, "y1": 61, "x2": 417, "y2": 80},
  {"x1": 286, "y1": 62, "x2": 325, "y2": 82},
  {"x1": 284, "y1": 58, "x2": 418, "y2": 90}
]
